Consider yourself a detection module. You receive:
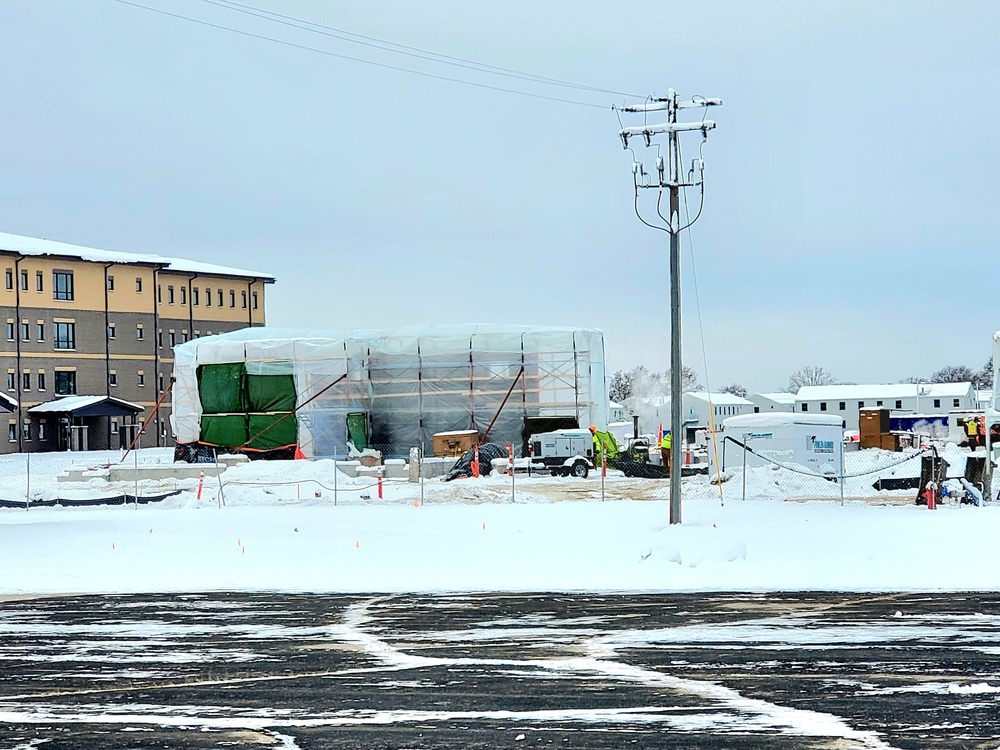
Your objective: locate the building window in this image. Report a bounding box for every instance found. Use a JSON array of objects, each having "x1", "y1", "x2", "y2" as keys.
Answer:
[
  {"x1": 158, "y1": 330, "x2": 163, "y2": 347},
  {"x1": 111, "y1": 419, "x2": 119, "y2": 435},
  {"x1": 37, "y1": 372, "x2": 45, "y2": 391},
  {"x1": 109, "y1": 371, "x2": 118, "y2": 387},
  {"x1": 108, "y1": 323, "x2": 116, "y2": 339},
  {"x1": 876, "y1": 400, "x2": 883, "y2": 406},
  {"x1": 157, "y1": 285, "x2": 162, "y2": 303},
  {"x1": 53, "y1": 271, "x2": 74, "y2": 301},
  {"x1": 38, "y1": 421, "x2": 45, "y2": 441},
  {"x1": 4, "y1": 269, "x2": 12, "y2": 290},
  {"x1": 160, "y1": 422, "x2": 167, "y2": 438},
  {"x1": 838, "y1": 401, "x2": 845, "y2": 410},
  {"x1": 158, "y1": 373, "x2": 164, "y2": 391},
  {"x1": 953, "y1": 398, "x2": 960, "y2": 408},
  {"x1": 802, "y1": 403, "x2": 809, "y2": 412},
  {"x1": 21, "y1": 372, "x2": 30, "y2": 391},
  {"x1": 194, "y1": 330, "x2": 200, "y2": 339},
  {"x1": 241, "y1": 290, "x2": 247, "y2": 308},
  {"x1": 36, "y1": 322, "x2": 44, "y2": 342},
  {"x1": 20, "y1": 322, "x2": 28, "y2": 341},
  {"x1": 36, "y1": 271, "x2": 43, "y2": 292},
  {"x1": 137, "y1": 371, "x2": 145, "y2": 387},
  {"x1": 858, "y1": 401, "x2": 864, "y2": 408},
  {"x1": 167, "y1": 286, "x2": 175, "y2": 304},
  {"x1": 217, "y1": 289, "x2": 223, "y2": 307},
  {"x1": 168, "y1": 331, "x2": 176, "y2": 348},
  {"x1": 192, "y1": 287, "x2": 199, "y2": 306},
  {"x1": 136, "y1": 277, "x2": 143, "y2": 293},
  {"x1": 820, "y1": 402, "x2": 827, "y2": 411},
  {"x1": 180, "y1": 286, "x2": 186, "y2": 305},
  {"x1": 934, "y1": 398, "x2": 941, "y2": 408},
  {"x1": 7, "y1": 423, "x2": 15, "y2": 442},
  {"x1": 107, "y1": 275, "x2": 115, "y2": 291},
  {"x1": 228, "y1": 290, "x2": 235, "y2": 308},
  {"x1": 895, "y1": 400, "x2": 902, "y2": 409},
  {"x1": 6, "y1": 372, "x2": 13, "y2": 391},
  {"x1": 5, "y1": 322, "x2": 13, "y2": 341},
  {"x1": 54, "y1": 371, "x2": 76, "y2": 395},
  {"x1": 22, "y1": 421, "x2": 30, "y2": 441},
  {"x1": 136, "y1": 325, "x2": 144, "y2": 340},
  {"x1": 252, "y1": 291, "x2": 258, "y2": 310},
  {"x1": 181, "y1": 330, "x2": 188, "y2": 343},
  {"x1": 205, "y1": 287, "x2": 212, "y2": 307},
  {"x1": 20, "y1": 269, "x2": 28, "y2": 291},
  {"x1": 53, "y1": 322, "x2": 76, "y2": 350}
]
